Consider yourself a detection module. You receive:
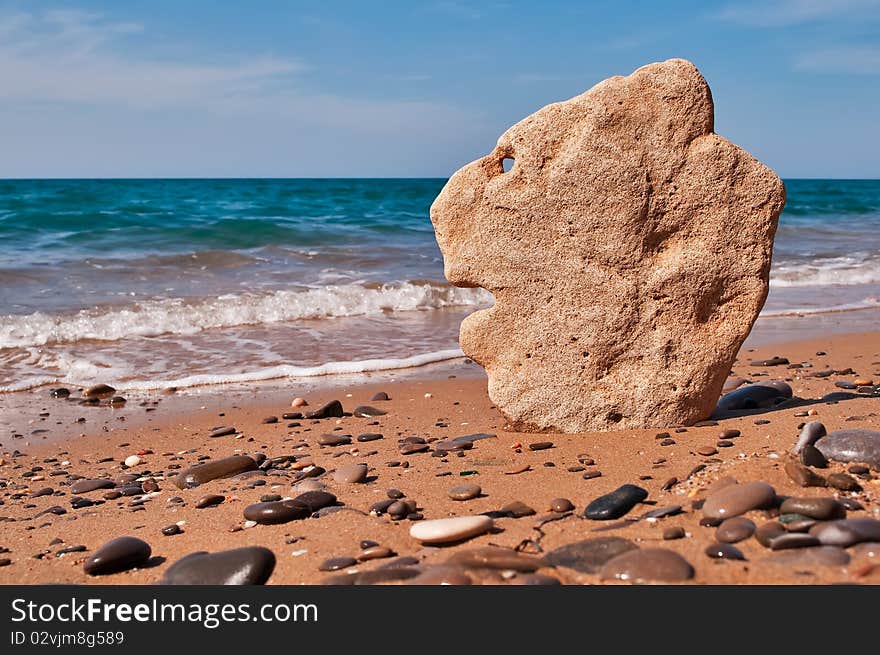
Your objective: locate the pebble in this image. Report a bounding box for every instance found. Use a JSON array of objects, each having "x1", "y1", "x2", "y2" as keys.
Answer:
[
  {"x1": 762, "y1": 546, "x2": 850, "y2": 567},
  {"x1": 162, "y1": 524, "x2": 182, "y2": 536},
  {"x1": 305, "y1": 400, "x2": 344, "y2": 419},
  {"x1": 318, "y1": 434, "x2": 352, "y2": 447},
  {"x1": 702, "y1": 481, "x2": 775, "y2": 520},
  {"x1": 800, "y1": 444, "x2": 828, "y2": 468},
  {"x1": 705, "y1": 543, "x2": 746, "y2": 560},
  {"x1": 409, "y1": 566, "x2": 471, "y2": 585},
  {"x1": 528, "y1": 441, "x2": 553, "y2": 451},
  {"x1": 400, "y1": 442, "x2": 430, "y2": 455},
  {"x1": 353, "y1": 405, "x2": 386, "y2": 417},
  {"x1": 447, "y1": 483, "x2": 481, "y2": 501},
  {"x1": 715, "y1": 380, "x2": 791, "y2": 412},
  {"x1": 600, "y1": 548, "x2": 695, "y2": 583},
  {"x1": 827, "y1": 472, "x2": 861, "y2": 491},
  {"x1": 69, "y1": 478, "x2": 115, "y2": 494},
  {"x1": 697, "y1": 446, "x2": 717, "y2": 456},
  {"x1": 409, "y1": 515, "x2": 493, "y2": 544},
  {"x1": 123, "y1": 455, "x2": 141, "y2": 468},
  {"x1": 357, "y1": 433, "x2": 383, "y2": 442},
  {"x1": 784, "y1": 460, "x2": 826, "y2": 487},
  {"x1": 84, "y1": 383, "x2": 116, "y2": 398},
  {"x1": 809, "y1": 519, "x2": 880, "y2": 547},
  {"x1": 84, "y1": 536, "x2": 151, "y2": 575},
  {"x1": 292, "y1": 491, "x2": 337, "y2": 512},
  {"x1": 750, "y1": 356, "x2": 789, "y2": 366},
  {"x1": 291, "y1": 397, "x2": 308, "y2": 407},
  {"x1": 500, "y1": 501, "x2": 536, "y2": 518},
  {"x1": 173, "y1": 455, "x2": 258, "y2": 489},
  {"x1": 195, "y1": 494, "x2": 225, "y2": 509},
  {"x1": 793, "y1": 421, "x2": 826, "y2": 454},
  {"x1": 334, "y1": 463, "x2": 368, "y2": 484},
  {"x1": 716, "y1": 517, "x2": 756, "y2": 543},
  {"x1": 779, "y1": 497, "x2": 845, "y2": 520},
  {"x1": 371, "y1": 392, "x2": 390, "y2": 401},
  {"x1": 319, "y1": 556, "x2": 357, "y2": 572},
  {"x1": 545, "y1": 537, "x2": 638, "y2": 574},
  {"x1": 357, "y1": 546, "x2": 394, "y2": 562},
  {"x1": 816, "y1": 429, "x2": 880, "y2": 469},
  {"x1": 208, "y1": 426, "x2": 236, "y2": 438},
  {"x1": 583, "y1": 484, "x2": 648, "y2": 520},
  {"x1": 447, "y1": 546, "x2": 546, "y2": 572},
  {"x1": 550, "y1": 498, "x2": 575, "y2": 513},
  {"x1": 243, "y1": 500, "x2": 310, "y2": 525},
  {"x1": 158, "y1": 547, "x2": 275, "y2": 585},
  {"x1": 755, "y1": 521, "x2": 786, "y2": 547},
  {"x1": 663, "y1": 526, "x2": 686, "y2": 540},
  {"x1": 768, "y1": 533, "x2": 820, "y2": 550}
]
